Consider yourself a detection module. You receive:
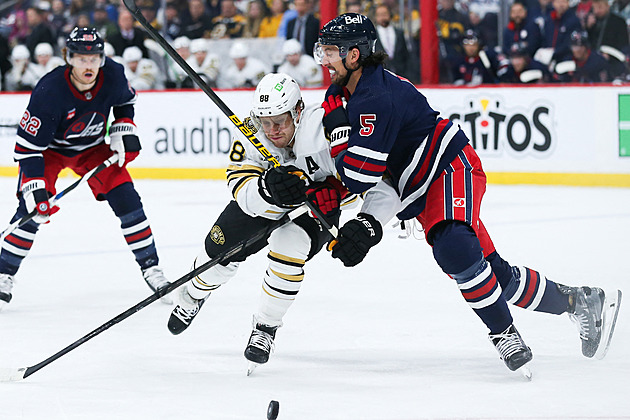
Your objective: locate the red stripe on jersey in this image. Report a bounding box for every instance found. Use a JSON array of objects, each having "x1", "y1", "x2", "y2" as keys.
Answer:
[
  {"x1": 5, "y1": 234, "x2": 33, "y2": 249},
  {"x1": 517, "y1": 268, "x2": 538, "y2": 307},
  {"x1": 343, "y1": 154, "x2": 387, "y2": 173},
  {"x1": 409, "y1": 119, "x2": 449, "y2": 189},
  {"x1": 125, "y1": 228, "x2": 152, "y2": 244},
  {"x1": 462, "y1": 273, "x2": 497, "y2": 300},
  {"x1": 15, "y1": 144, "x2": 37, "y2": 153}
]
